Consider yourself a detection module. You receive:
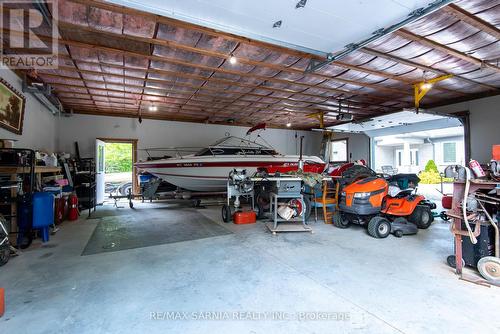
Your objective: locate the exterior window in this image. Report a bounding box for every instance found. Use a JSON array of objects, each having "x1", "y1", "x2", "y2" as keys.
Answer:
[
  {"x1": 410, "y1": 149, "x2": 419, "y2": 166},
  {"x1": 330, "y1": 139, "x2": 348, "y2": 163},
  {"x1": 443, "y1": 142, "x2": 457, "y2": 163}
]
